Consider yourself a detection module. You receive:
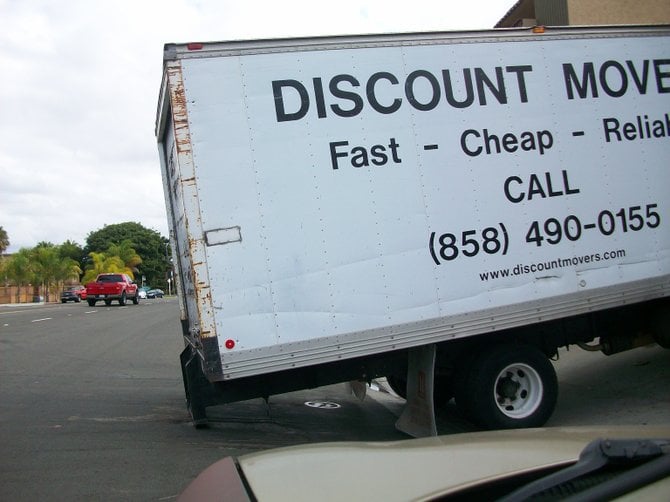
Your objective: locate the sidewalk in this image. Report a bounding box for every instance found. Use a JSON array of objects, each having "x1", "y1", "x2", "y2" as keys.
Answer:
[{"x1": 0, "y1": 301, "x2": 48, "y2": 308}]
